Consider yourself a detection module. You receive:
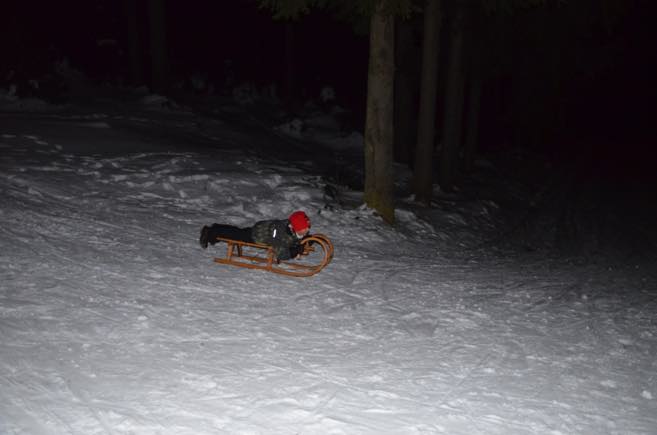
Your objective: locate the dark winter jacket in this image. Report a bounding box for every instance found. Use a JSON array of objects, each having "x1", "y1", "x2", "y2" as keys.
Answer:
[{"x1": 251, "y1": 219, "x2": 302, "y2": 261}]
